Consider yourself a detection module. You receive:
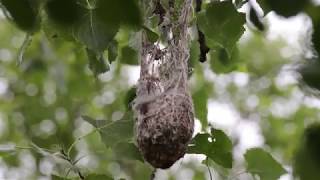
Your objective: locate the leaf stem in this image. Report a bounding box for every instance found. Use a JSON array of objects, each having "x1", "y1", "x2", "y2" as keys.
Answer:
[
  {"x1": 15, "y1": 146, "x2": 33, "y2": 150},
  {"x1": 229, "y1": 170, "x2": 247, "y2": 180},
  {"x1": 206, "y1": 158, "x2": 213, "y2": 180},
  {"x1": 17, "y1": 33, "x2": 32, "y2": 65},
  {"x1": 67, "y1": 128, "x2": 98, "y2": 157},
  {"x1": 86, "y1": 0, "x2": 92, "y2": 9},
  {"x1": 0, "y1": 3, "x2": 13, "y2": 22},
  {"x1": 66, "y1": 119, "x2": 122, "y2": 157}
]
